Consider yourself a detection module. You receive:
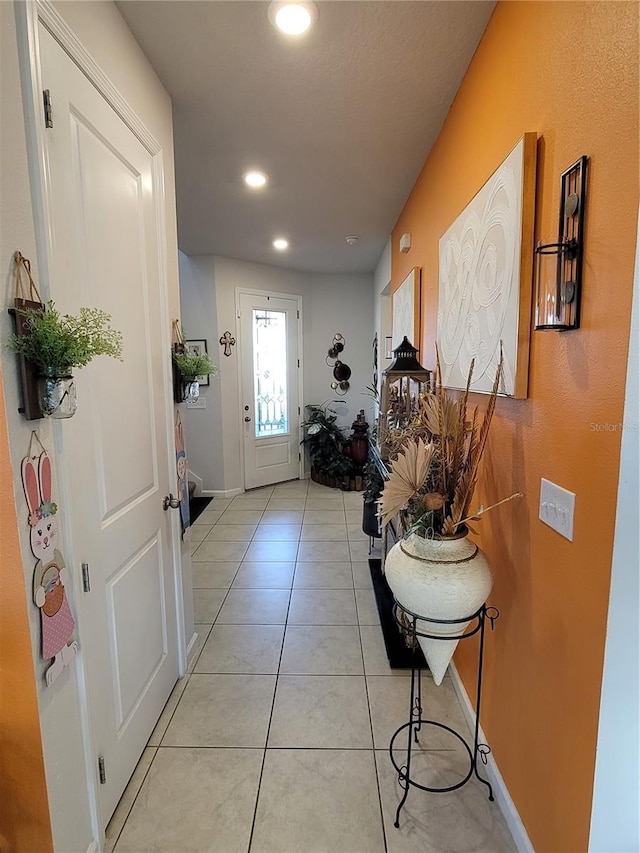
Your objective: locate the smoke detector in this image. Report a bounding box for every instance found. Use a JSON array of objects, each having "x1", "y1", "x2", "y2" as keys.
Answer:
[{"x1": 345, "y1": 235, "x2": 359, "y2": 245}]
